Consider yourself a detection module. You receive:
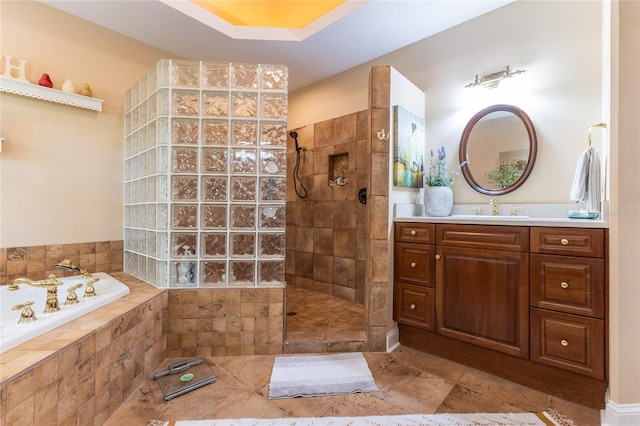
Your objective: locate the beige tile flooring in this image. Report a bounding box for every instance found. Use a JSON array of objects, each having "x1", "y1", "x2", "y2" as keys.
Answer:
[{"x1": 105, "y1": 289, "x2": 602, "y2": 426}]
